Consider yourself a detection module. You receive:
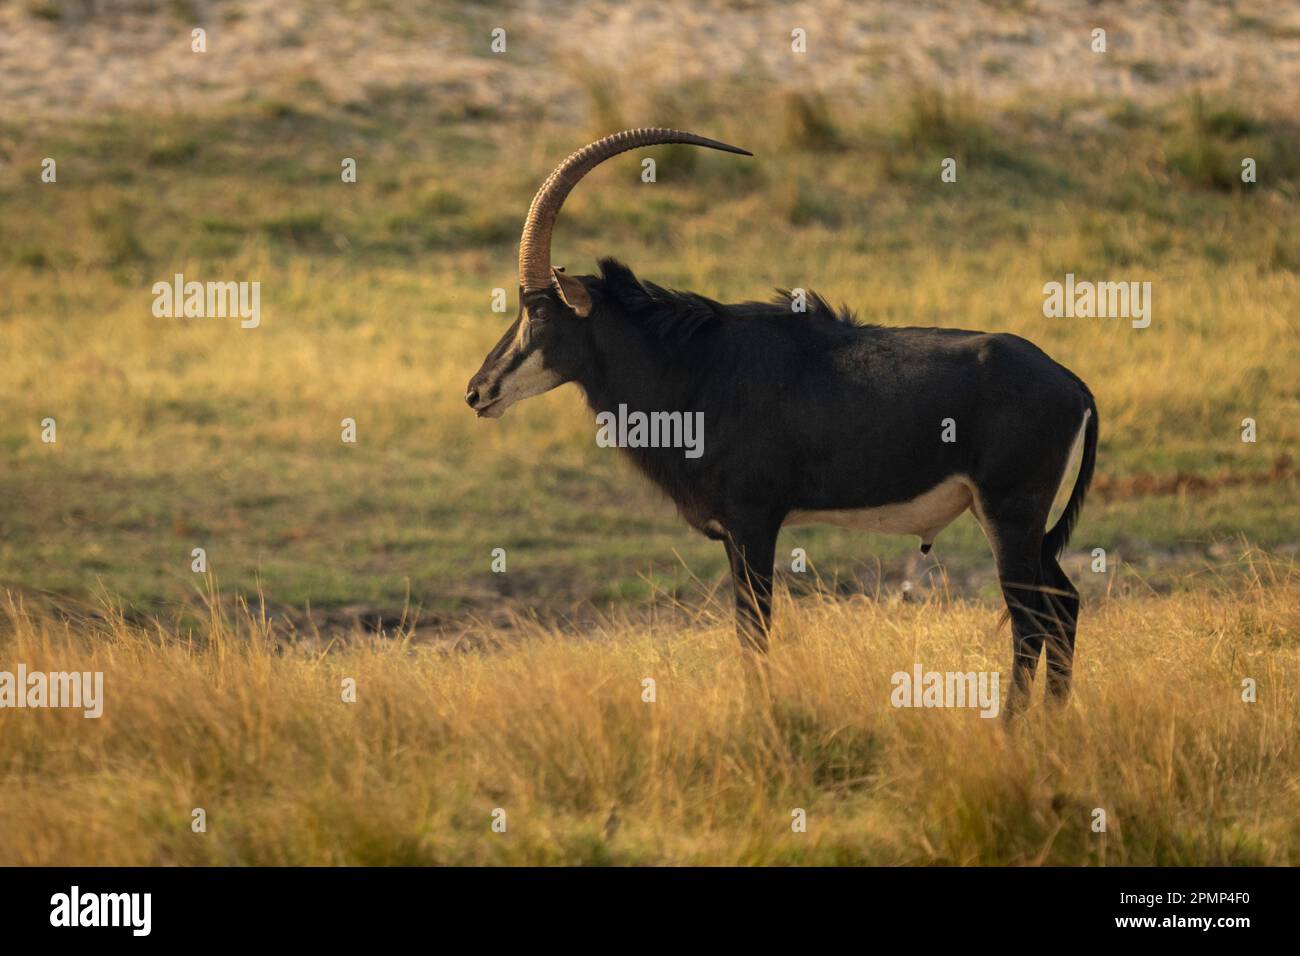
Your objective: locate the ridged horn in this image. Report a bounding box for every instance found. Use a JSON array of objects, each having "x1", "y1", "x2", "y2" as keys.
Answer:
[{"x1": 517, "y1": 128, "x2": 752, "y2": 293}]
